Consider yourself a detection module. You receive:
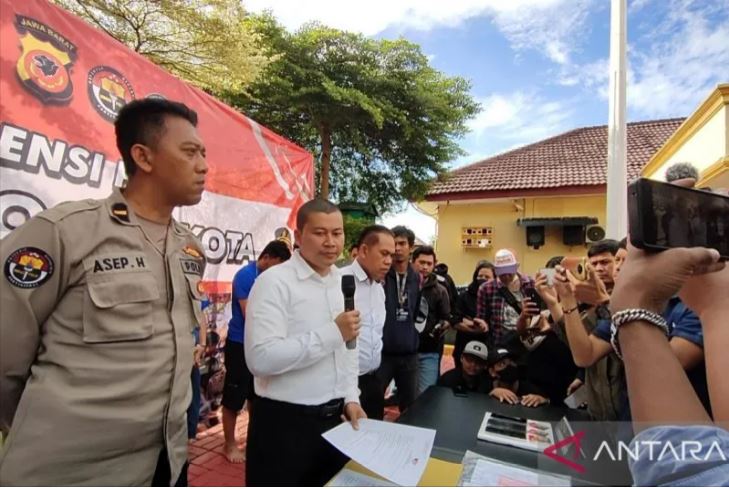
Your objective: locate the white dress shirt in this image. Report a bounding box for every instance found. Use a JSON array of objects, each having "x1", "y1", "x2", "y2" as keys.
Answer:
[
  {"x1": 340, "y1": 259, "x2": 386, "y2": 376},
  {"x1": 244, "y1": 251, "x2": 360, "y2": 406}
]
